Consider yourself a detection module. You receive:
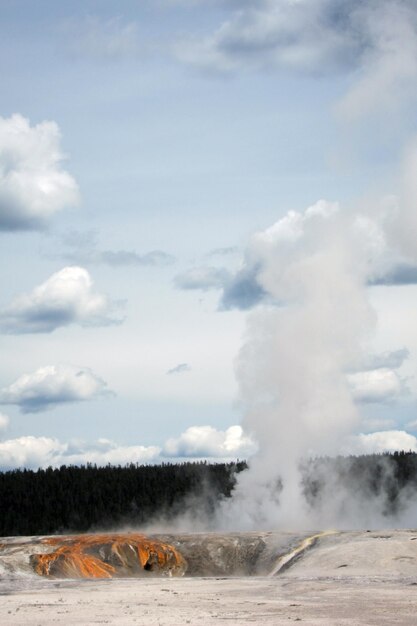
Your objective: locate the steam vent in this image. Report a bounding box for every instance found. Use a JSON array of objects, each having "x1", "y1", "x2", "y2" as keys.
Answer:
[{"x1": 30, "y1": 534, "x2": 186, "y2": 579}]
